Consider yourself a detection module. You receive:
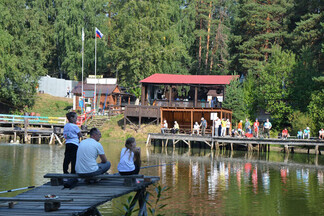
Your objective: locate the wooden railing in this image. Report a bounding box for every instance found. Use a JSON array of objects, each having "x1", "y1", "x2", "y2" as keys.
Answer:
[
  {"x1": 0, "y1": 114, "x2": 66, "y2": 125},
  {"x1": 125, "y1": 105, "x2": 160, "y2": 118},
  {"x1": 77, "y1": 110, "x2": 95, "y2": 126}
]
